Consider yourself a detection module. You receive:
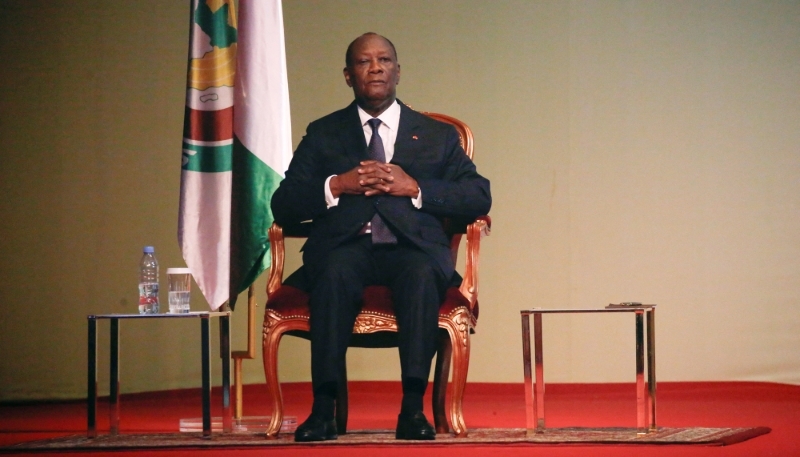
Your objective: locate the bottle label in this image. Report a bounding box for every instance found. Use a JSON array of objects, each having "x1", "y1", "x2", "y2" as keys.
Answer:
[
  {"x1": 139, "y1": 282, "x2": 160, "y2": 314},
  {"x1": 138, "y1": 283, "x2": 159, "y2": 305}
]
